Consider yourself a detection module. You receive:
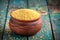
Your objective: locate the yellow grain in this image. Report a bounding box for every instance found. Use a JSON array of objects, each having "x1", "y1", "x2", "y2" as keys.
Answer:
[{"x1": 11, "y1": 9, "x2": 41, "y2": 21}]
